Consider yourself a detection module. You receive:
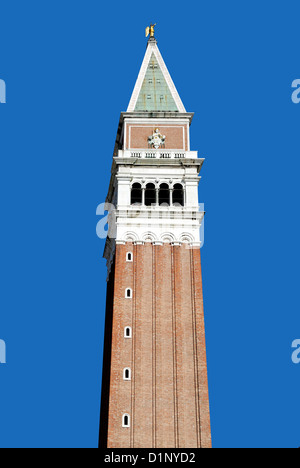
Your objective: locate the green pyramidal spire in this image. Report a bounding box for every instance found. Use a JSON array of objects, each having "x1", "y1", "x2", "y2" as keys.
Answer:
[
  {"x1": 134, "y1": 53, "x2": 179, "y2": 112},
  {"x1": 127, "y1": 39, "x2": 186, "y2": 113}
]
